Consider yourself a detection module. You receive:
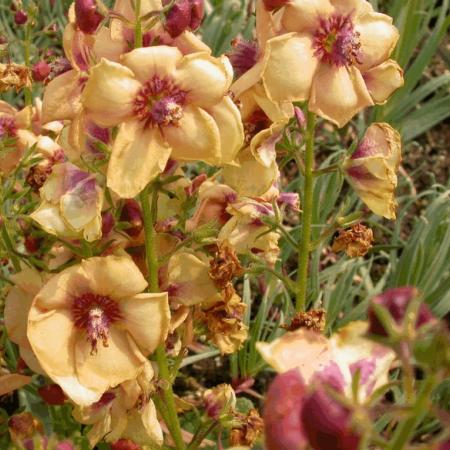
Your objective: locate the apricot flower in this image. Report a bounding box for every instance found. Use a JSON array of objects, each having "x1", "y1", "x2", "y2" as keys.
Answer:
[
  {"x1": 31, "y1": 162, "x2": 104, "y2": 242},
  {"x1": 27, "y1": 256, "x2": 170, "y2": 406},
  {"x1": 343, "y1": 122, "x2": 401, "y2": 219},
  {"x1": 244, "y1": 0, "x2": 404, "y2": 126},
  {"x1": 81, "y1": 46, "x2": 243, "y2": 198}
]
